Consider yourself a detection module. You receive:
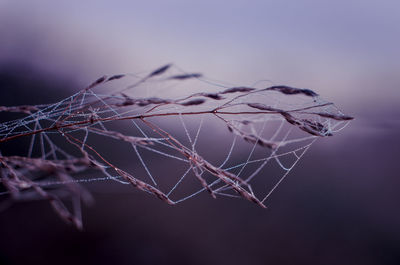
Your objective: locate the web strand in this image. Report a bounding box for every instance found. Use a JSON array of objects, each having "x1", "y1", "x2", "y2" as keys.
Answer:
[{"x1": 0, "y1": 64, "x2": 353, "y2": 228}]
